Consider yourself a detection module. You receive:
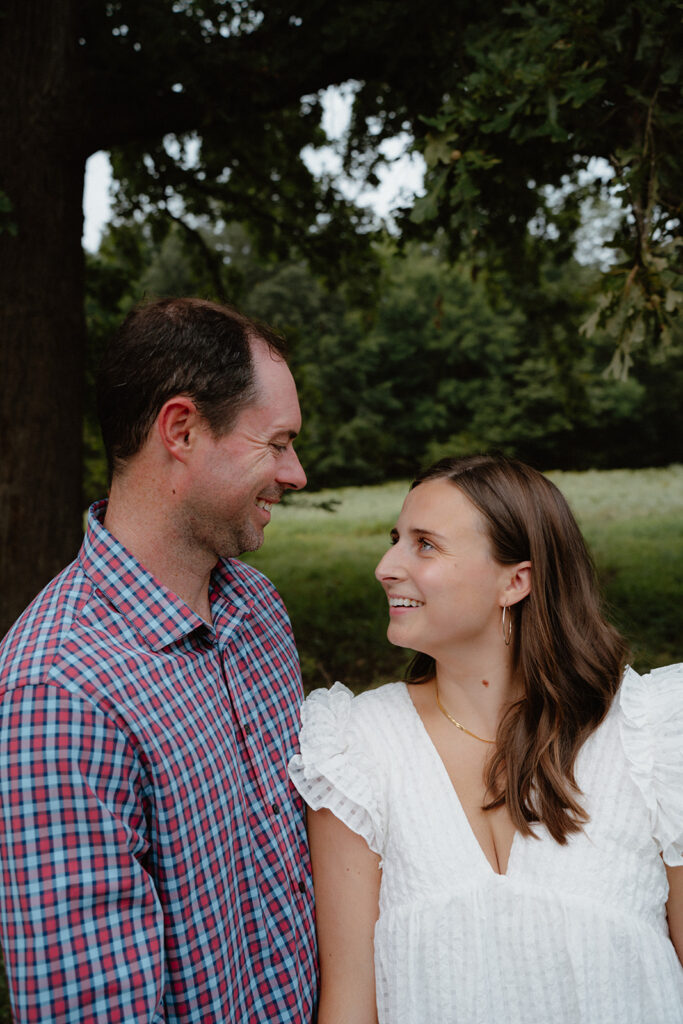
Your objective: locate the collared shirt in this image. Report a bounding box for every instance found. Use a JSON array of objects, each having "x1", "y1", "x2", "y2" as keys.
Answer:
[{"x1": 0, "y1": 502, "x2": 317, "y2": 1023}]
